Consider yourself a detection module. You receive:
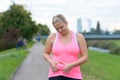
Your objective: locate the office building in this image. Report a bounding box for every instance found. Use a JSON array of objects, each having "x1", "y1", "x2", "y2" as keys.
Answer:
[{"x1": 77, "y1": 18, "x2": 82, "y2": 32}]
